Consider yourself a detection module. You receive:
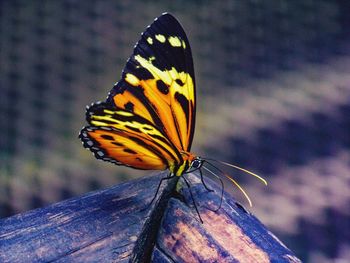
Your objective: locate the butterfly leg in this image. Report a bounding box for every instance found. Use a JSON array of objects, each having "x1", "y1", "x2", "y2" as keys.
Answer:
[
  {"x1": 199, "y1": 168, "x2": 224, "y2": 212},
  {"x1": 199, "y1": 168, "x2": 214, "y2": 192},
  {"x1": 201, "y1": 165, "x2": 225, "y2": 212},
  {"x1": 182, "y1": 176, "x2": 203, "y2": 224},
  {"x1": 143, "y1": 173, "x2": 175, "y2": 211},
  {"x1": 211, "y1": 176, "x2": 224, "y2": 212}
]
